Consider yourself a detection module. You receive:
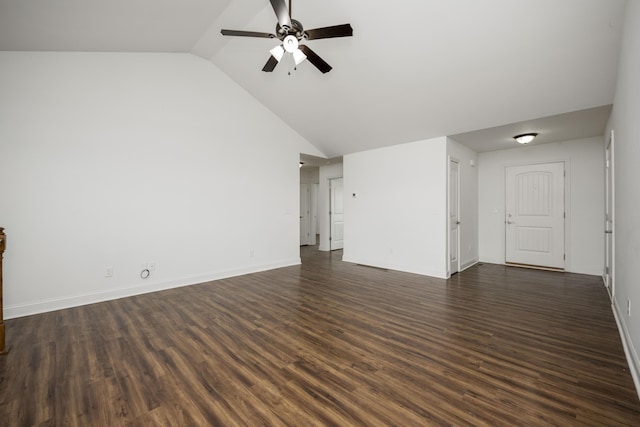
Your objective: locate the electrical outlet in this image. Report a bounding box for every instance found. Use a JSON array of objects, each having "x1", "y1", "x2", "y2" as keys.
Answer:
[{"x1": 105, "y1": 267, "x2": 113, "y2": 278}]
